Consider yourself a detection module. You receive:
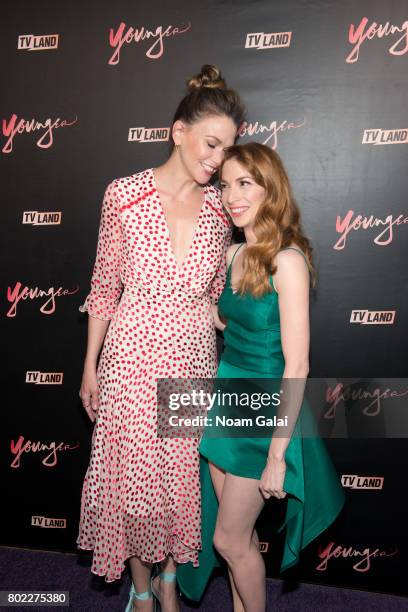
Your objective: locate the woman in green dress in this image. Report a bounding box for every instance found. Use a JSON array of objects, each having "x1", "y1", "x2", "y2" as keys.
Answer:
[{"x1": 177, "y1": 142, "x2": 345, "y2": 611}]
